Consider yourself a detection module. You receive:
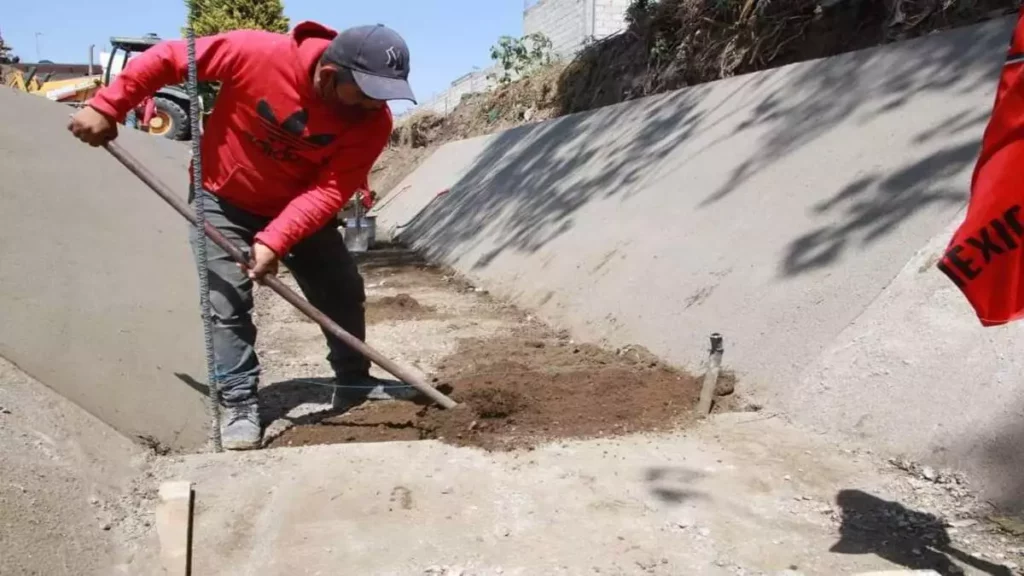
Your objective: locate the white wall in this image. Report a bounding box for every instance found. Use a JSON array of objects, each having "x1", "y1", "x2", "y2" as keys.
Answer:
[
  {"x1": 404, "y1": 0, "x2": 631, "y2": 118},
  {"x1": 402, "y1": 65, "x2": 500, "y2": 118},
  {"x1": 524, "y1": 0, "x2": 590, "y2": 58},
  {"x1": 523, "y1": 0, "x2": 631, "y2": 58},
  {"x1": 593, "y1": 0, "x2": 632, "y2": 38}
]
